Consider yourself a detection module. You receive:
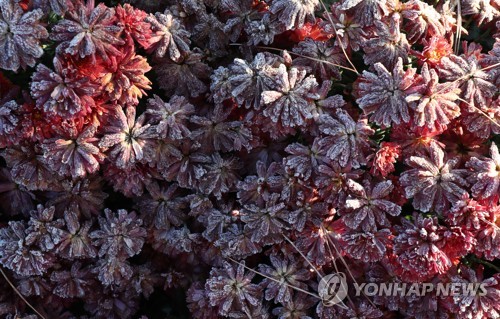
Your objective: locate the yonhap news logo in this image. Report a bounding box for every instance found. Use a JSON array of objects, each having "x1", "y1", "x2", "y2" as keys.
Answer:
[
  {"x1": 317, "y1": 272, "x2": 487, "y2": 307},
  {"x1": 318, "y1": 272, "x2": 349, "y2": 306}
]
